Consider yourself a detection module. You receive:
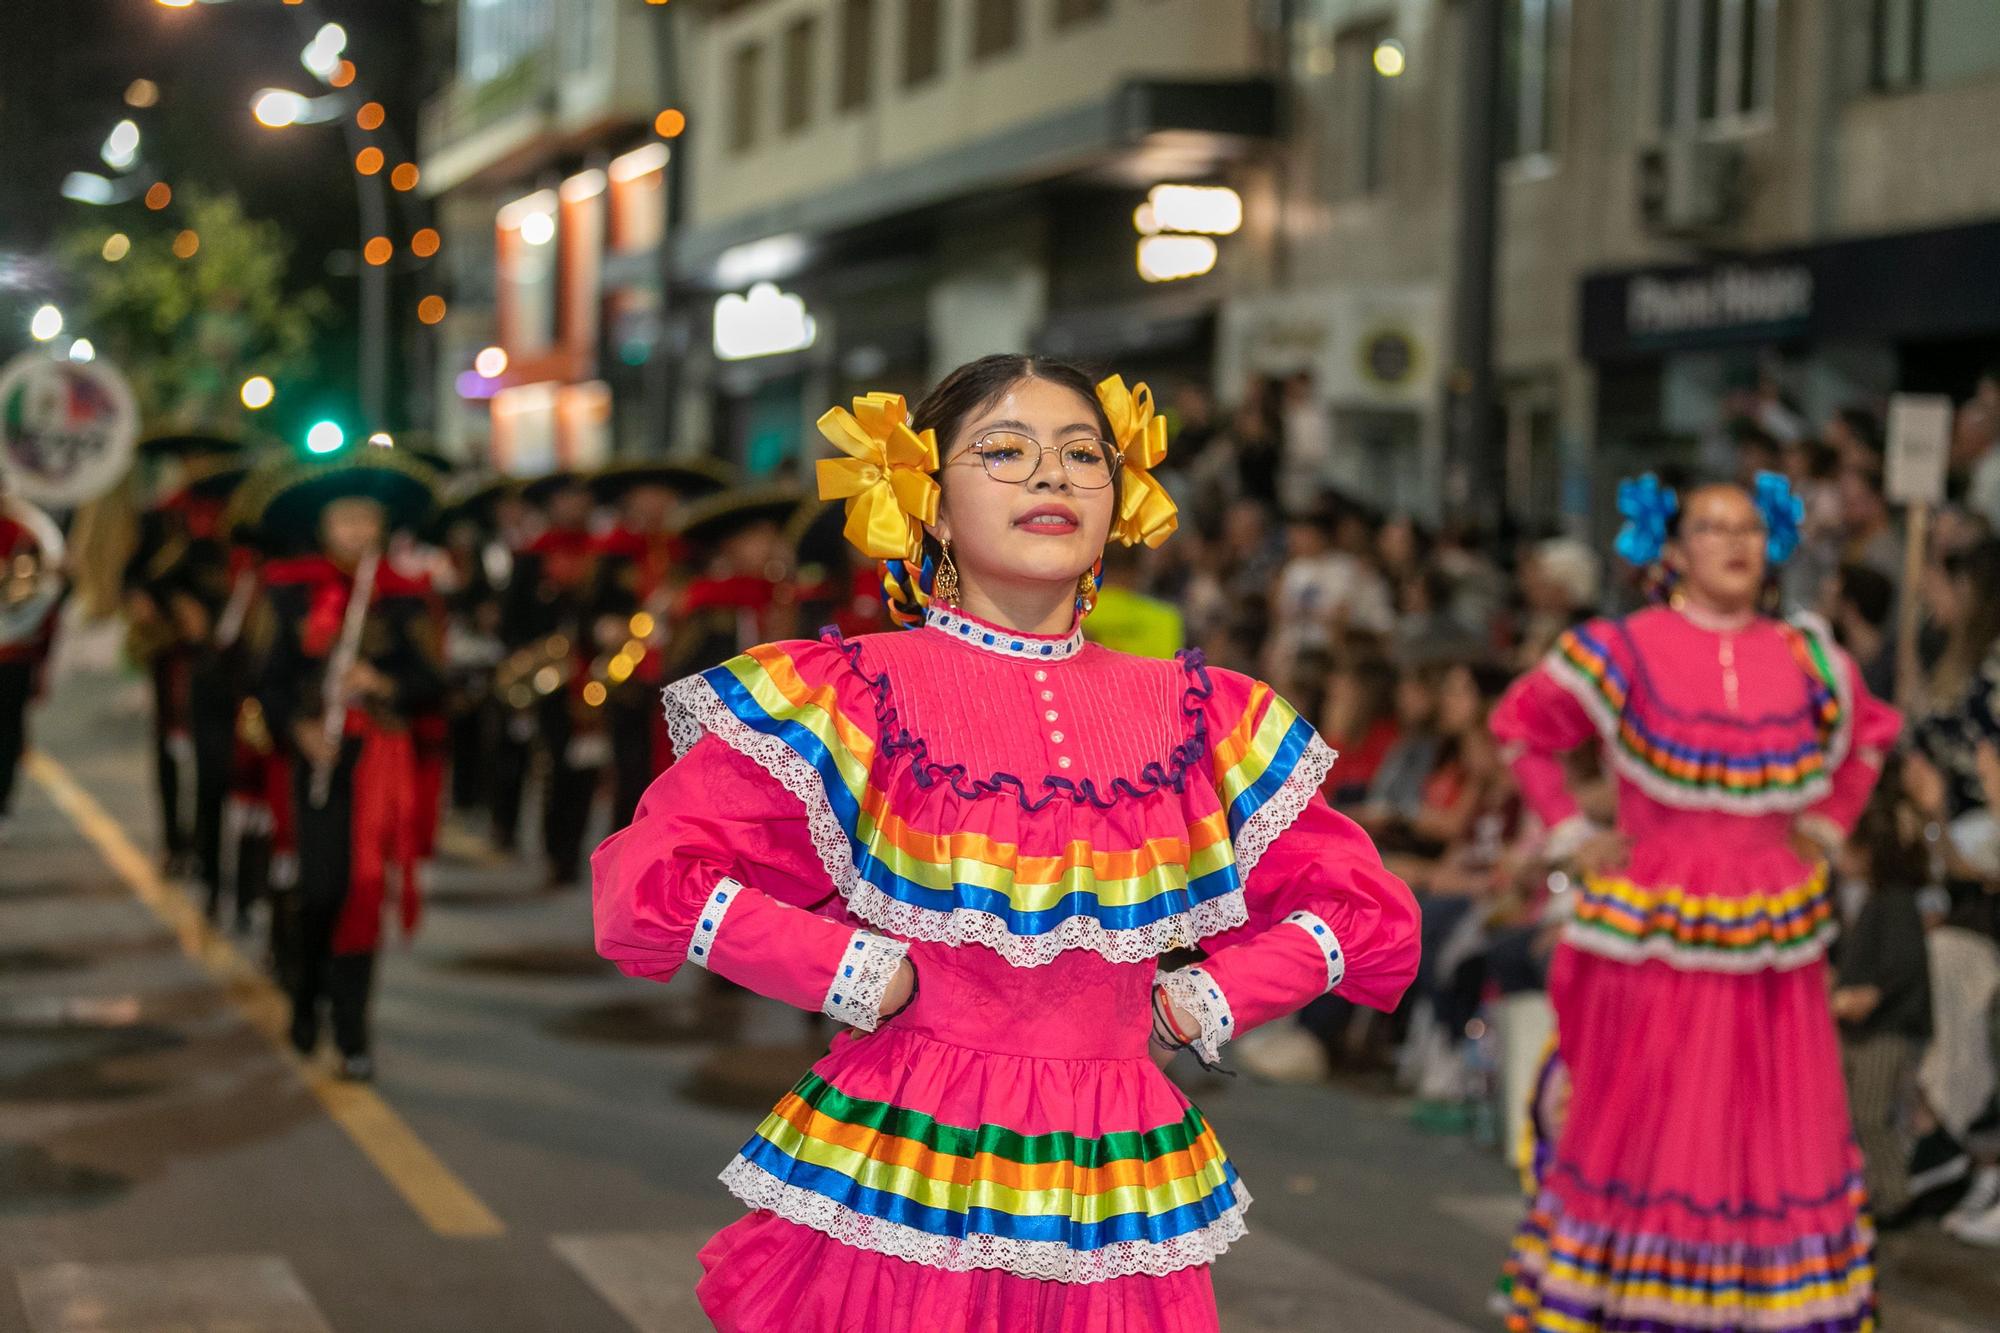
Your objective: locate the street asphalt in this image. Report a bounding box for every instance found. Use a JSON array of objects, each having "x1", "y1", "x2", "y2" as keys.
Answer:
[{"x1": 1, "y1": 640, "x2": 1994, "y2": 1332}]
